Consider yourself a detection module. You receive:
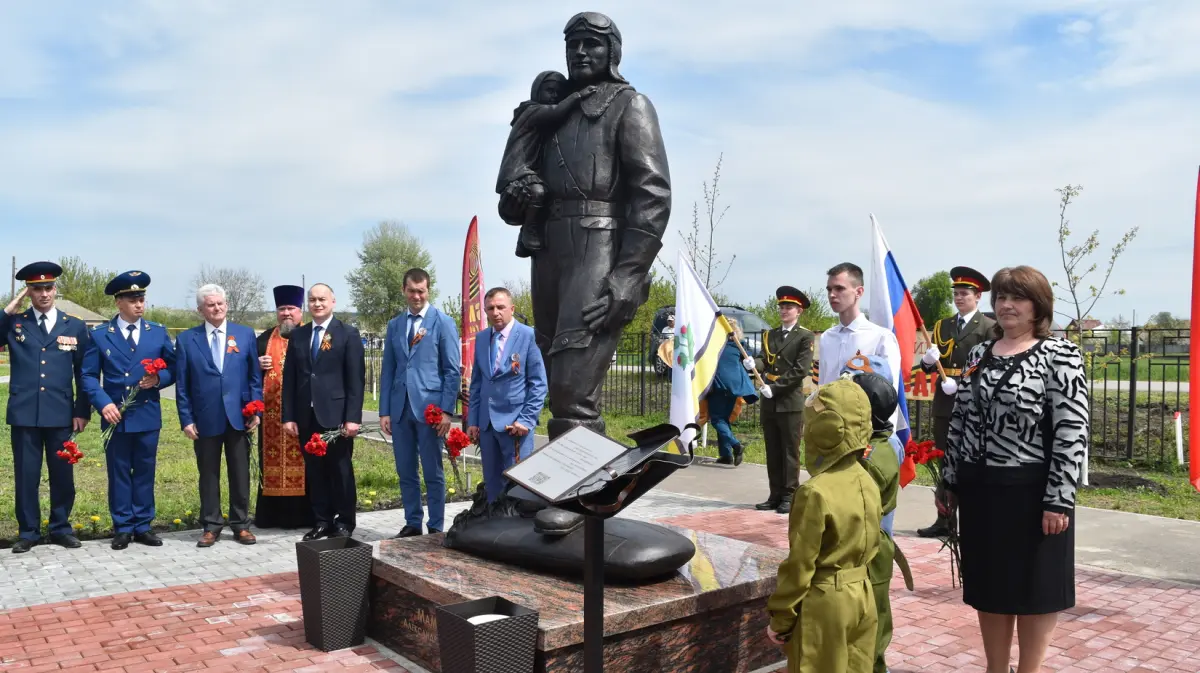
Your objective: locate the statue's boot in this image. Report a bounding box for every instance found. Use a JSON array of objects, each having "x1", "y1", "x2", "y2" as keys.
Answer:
[{"x1": 529, "y1": 416, "x2": 610, "y2": 537}]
